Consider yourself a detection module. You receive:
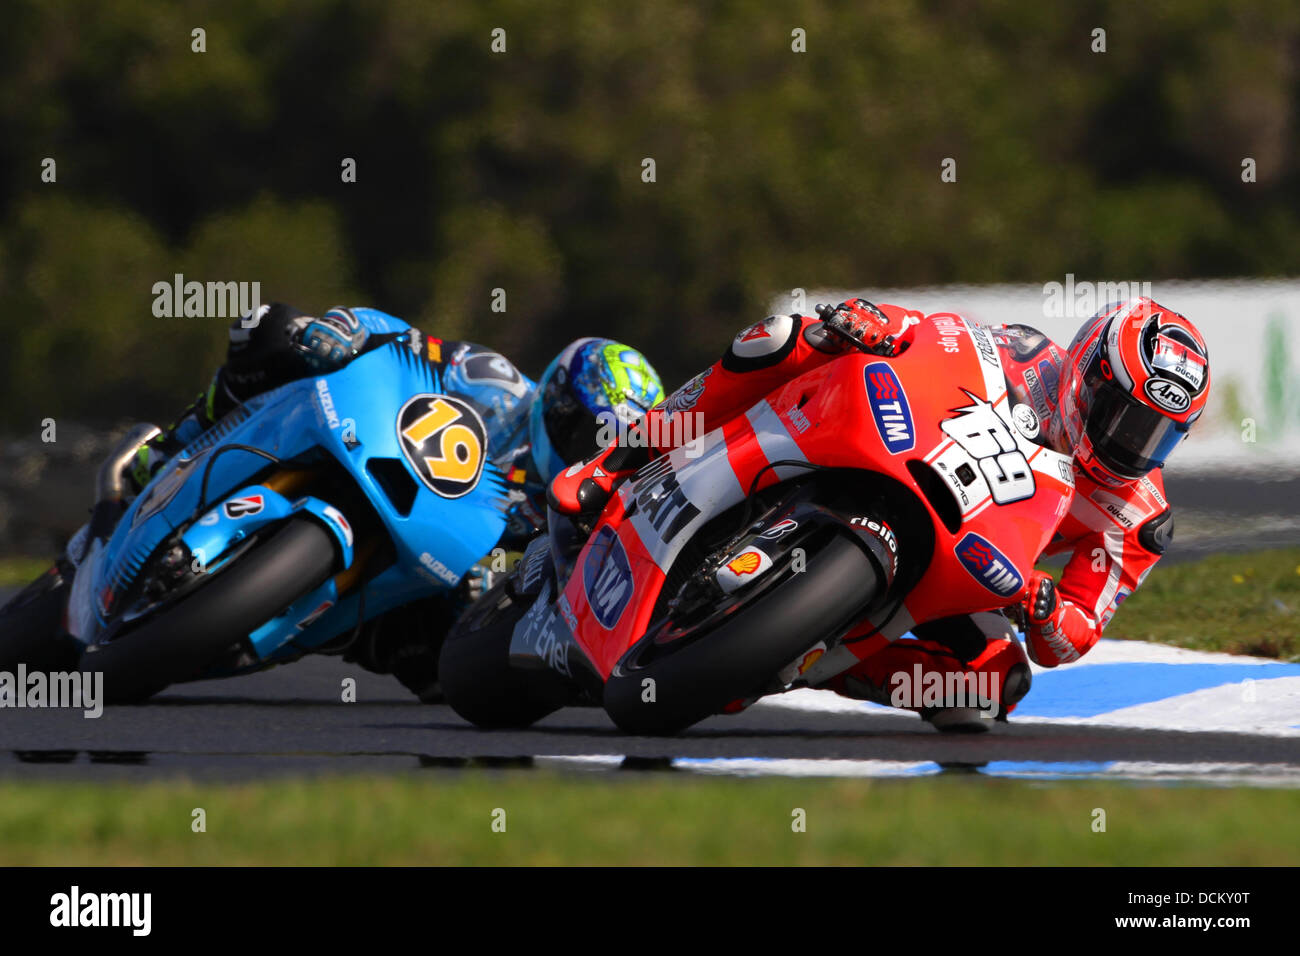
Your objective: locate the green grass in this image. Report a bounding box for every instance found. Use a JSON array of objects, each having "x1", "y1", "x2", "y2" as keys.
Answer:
[
  {"x1": 0, "y1": 773, "x2": 1297, "y2": 866},
  {"x1": 1105, "y1": 548, "x2": 1300, "y2": 660},
  {"x1": 1, "y1": 549, "x2": 1296, "y2": 866},
  {"x1": 0, "y1": 556, "x2": 51, "y2": 589}
]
